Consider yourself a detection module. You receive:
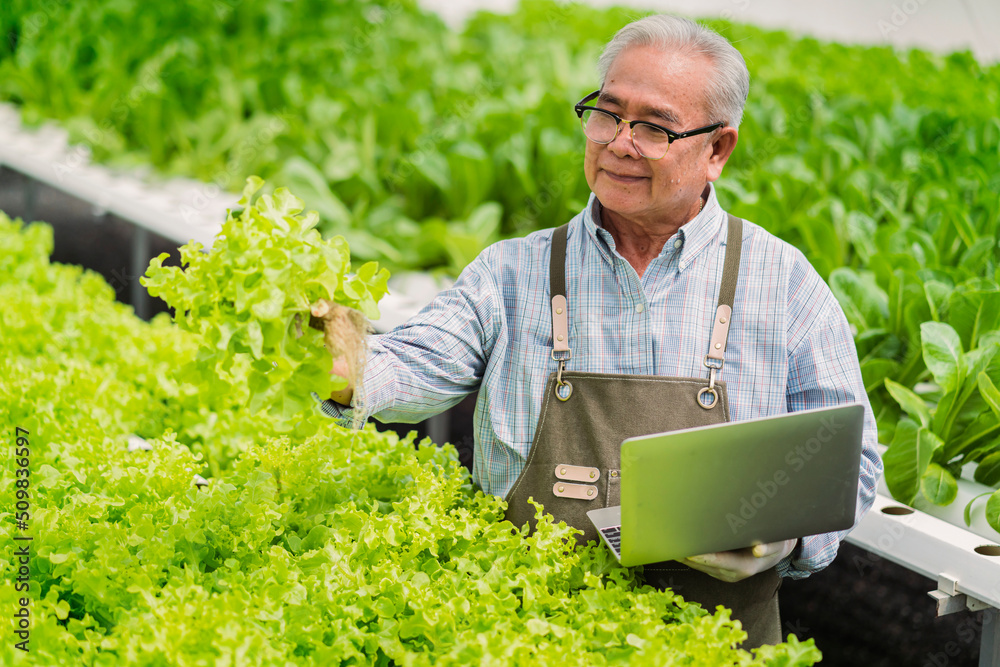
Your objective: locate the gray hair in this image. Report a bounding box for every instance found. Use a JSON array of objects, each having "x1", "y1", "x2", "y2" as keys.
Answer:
[{"x1": 597, "y1": 15, "x2": 750, "y2": 130}]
